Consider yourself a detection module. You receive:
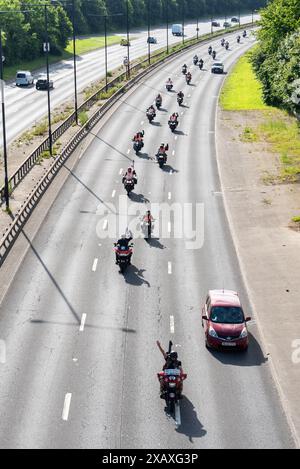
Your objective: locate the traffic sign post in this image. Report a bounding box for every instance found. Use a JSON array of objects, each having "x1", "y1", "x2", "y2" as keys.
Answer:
[{"x1": 43, "y1": 42, "x2": 50, "y2": 53}]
